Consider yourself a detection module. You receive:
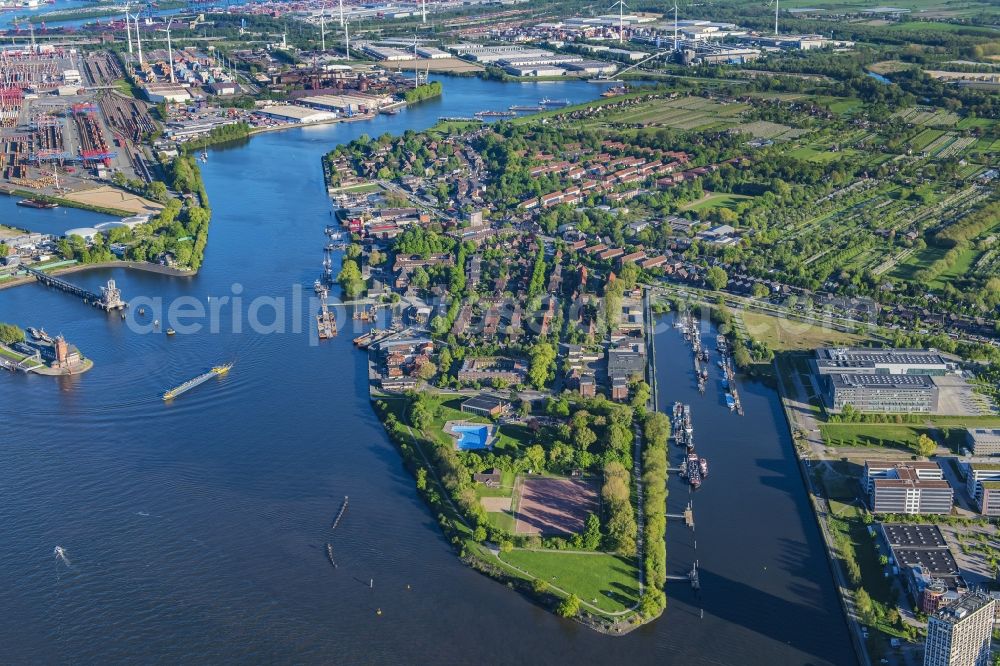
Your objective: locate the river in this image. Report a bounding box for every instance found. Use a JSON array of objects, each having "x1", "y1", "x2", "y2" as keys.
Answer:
[{"x1": 0, "y1": 76, "x2": 855, "y2": 664}]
